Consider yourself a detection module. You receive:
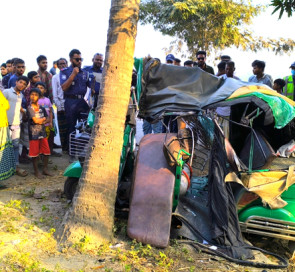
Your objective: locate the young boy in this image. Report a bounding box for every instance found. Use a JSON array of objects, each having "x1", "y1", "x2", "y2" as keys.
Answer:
[
  {"x1": 27, "y1": 88, "x2": 52, "y2": 178},
  {"x1": 3, "y1": 76, "x2": 29, "y2": 177},
  {"x1": 35, "y1": 82, "x2": 55, "y2": 155},
  {"x1": 273, "y1": 78, "x2": 286, "y2": 94}
]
